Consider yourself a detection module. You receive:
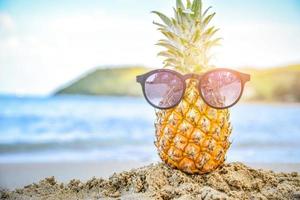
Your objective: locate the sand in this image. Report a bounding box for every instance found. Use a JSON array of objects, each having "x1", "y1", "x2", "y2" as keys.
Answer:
[
  {"x1": 1, "y1": 162, "x2": 300, "y2": 200},
  {"x1": 0, "y1": 160, "x2": 151, "y2": 190},
  {"x1": 2, "y1": 161, "x2": 300, "y2": 190}
]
